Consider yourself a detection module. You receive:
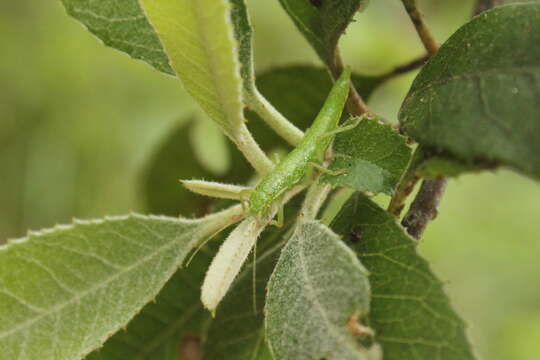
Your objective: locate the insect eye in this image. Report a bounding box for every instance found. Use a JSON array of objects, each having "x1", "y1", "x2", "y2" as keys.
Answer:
[{"x1": 309, "y1": 0, "x2": 322, "y2": 8}]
